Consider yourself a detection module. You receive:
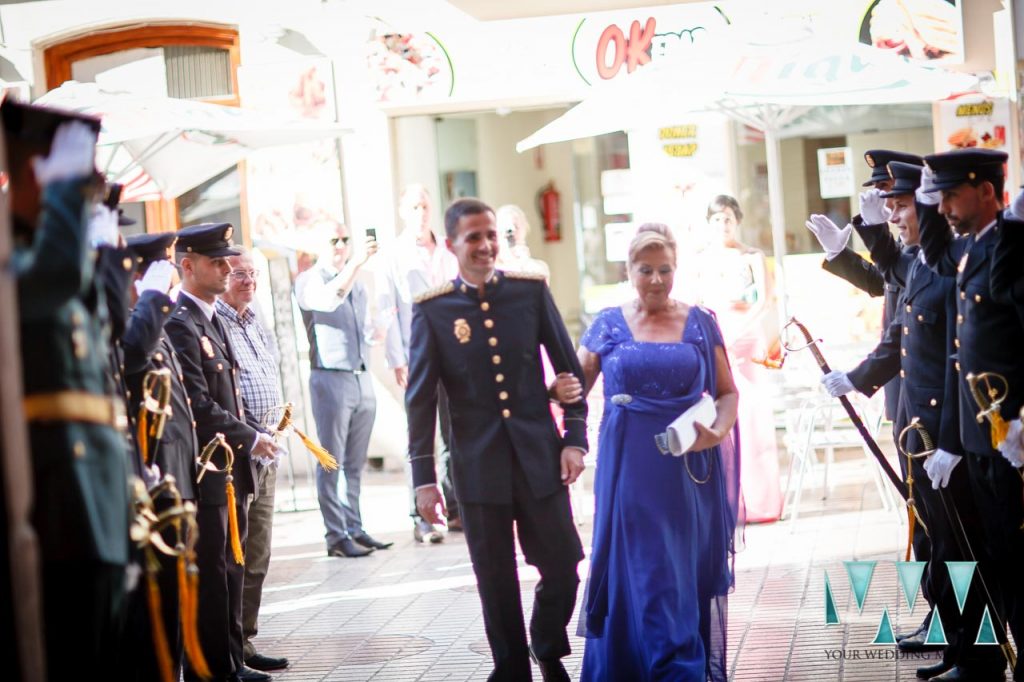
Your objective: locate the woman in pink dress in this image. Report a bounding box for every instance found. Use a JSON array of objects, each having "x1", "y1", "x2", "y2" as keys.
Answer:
[{"x1": 694, "y1": 195, "x2": 782, "y2": 523}]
